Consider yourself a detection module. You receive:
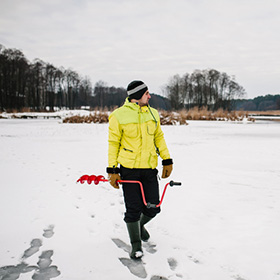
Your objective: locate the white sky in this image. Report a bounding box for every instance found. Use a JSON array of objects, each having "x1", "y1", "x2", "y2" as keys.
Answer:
[{"x1": 0, "y1": 0, "x2": 279, "y2": 98}]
